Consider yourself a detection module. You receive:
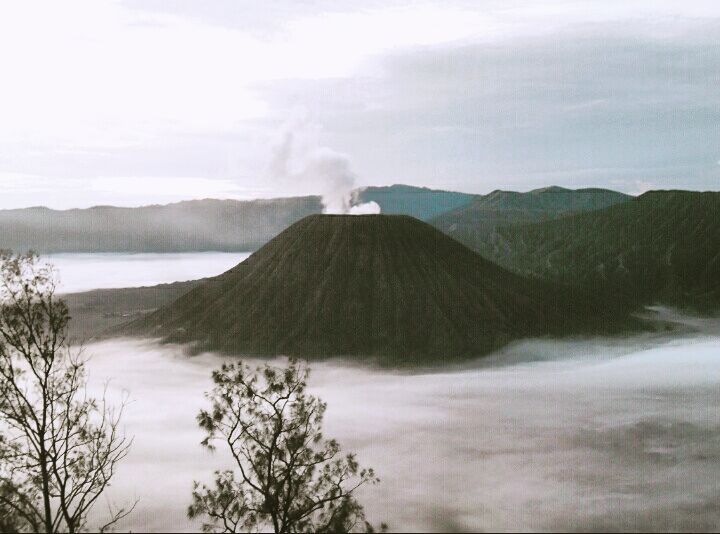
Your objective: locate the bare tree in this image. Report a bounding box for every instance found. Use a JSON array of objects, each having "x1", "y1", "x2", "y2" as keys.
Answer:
[
  {"x1": 189, "y1": 358, "x2": 386, "y2": 533},
  {"x1": 0, "y1": 252, "x2": 134, "y2": 533}
]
